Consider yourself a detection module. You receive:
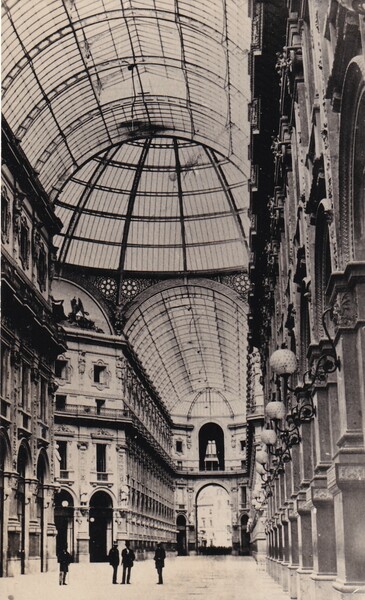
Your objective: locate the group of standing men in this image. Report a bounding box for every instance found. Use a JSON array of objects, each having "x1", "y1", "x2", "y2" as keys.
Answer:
[{"x1": 108, "y1": 540, "x2": 166, "y2": 585}]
